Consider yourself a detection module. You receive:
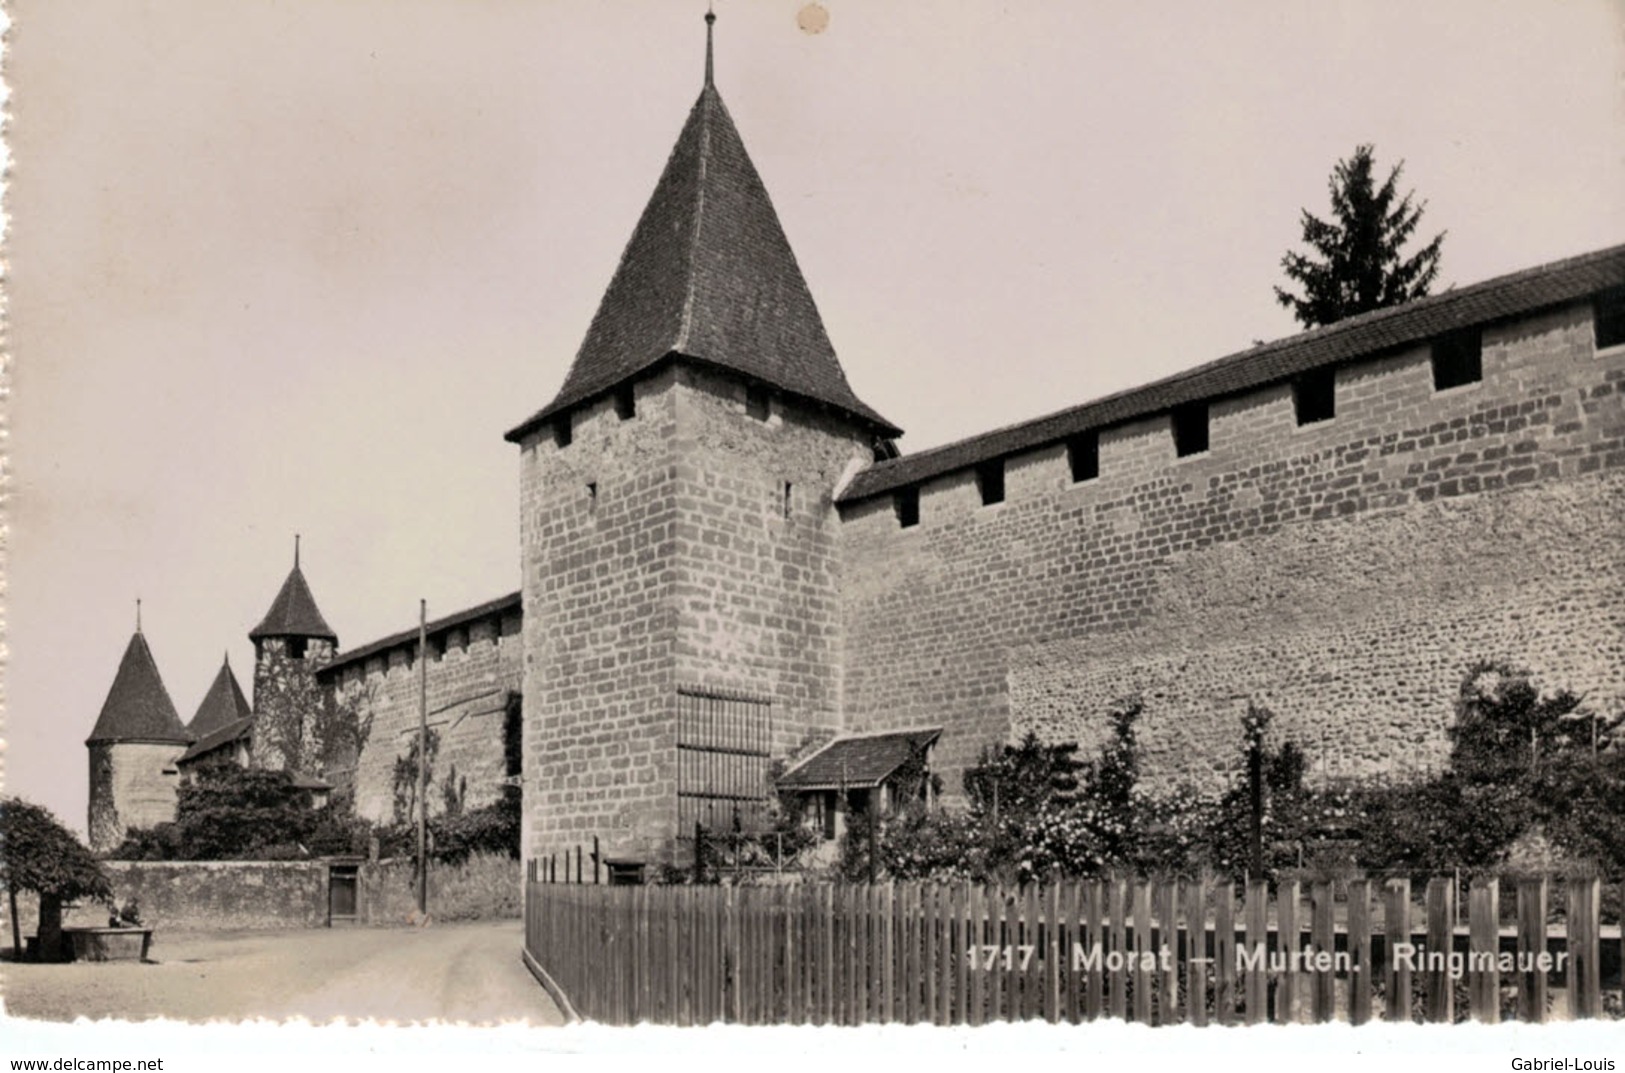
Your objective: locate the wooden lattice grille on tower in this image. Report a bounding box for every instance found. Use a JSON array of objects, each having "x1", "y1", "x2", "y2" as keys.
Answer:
[{"x1": 677, "y1": 687, "x2": 772, "y2": 836}]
